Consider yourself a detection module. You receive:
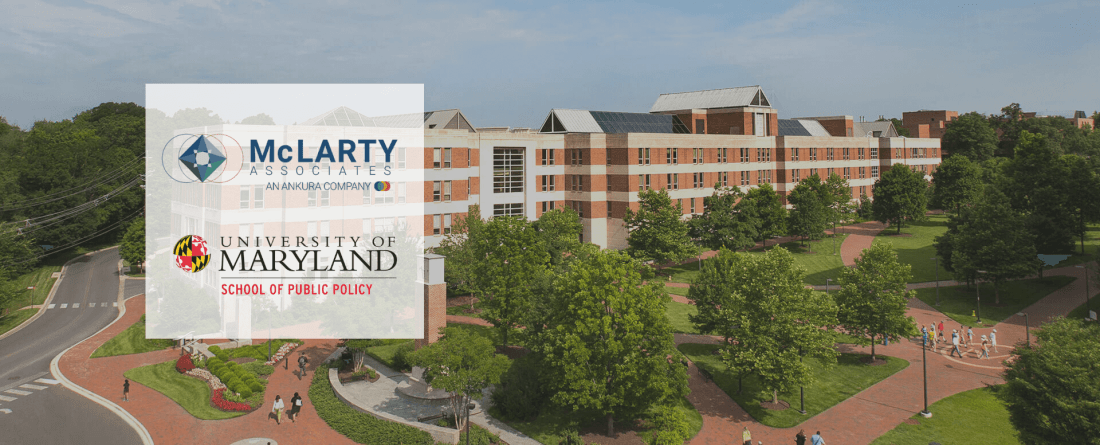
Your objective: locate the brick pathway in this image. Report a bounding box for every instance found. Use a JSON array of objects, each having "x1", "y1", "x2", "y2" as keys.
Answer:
[{"x1": 58, "y1": 297, "x2": 353, "y2": 445}]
